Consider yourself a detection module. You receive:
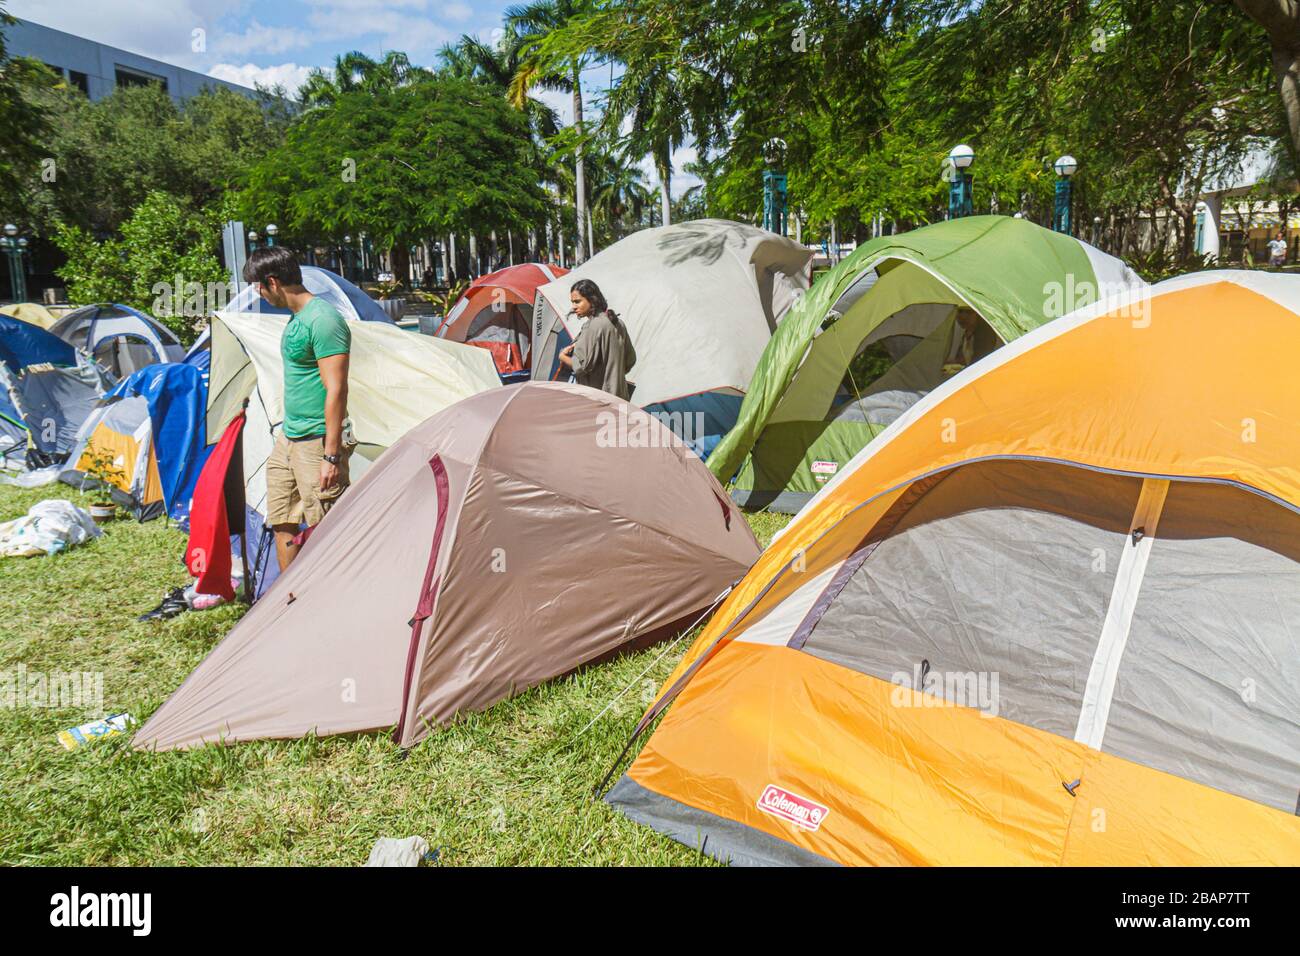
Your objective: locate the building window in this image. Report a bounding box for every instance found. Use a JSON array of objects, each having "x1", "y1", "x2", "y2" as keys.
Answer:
[
  {"x1": 115, "y1": 67, "x2": 168, "y2": 93},
  {"x1": 68, "y1": 71, "x2": 90, "y2": 96}
]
